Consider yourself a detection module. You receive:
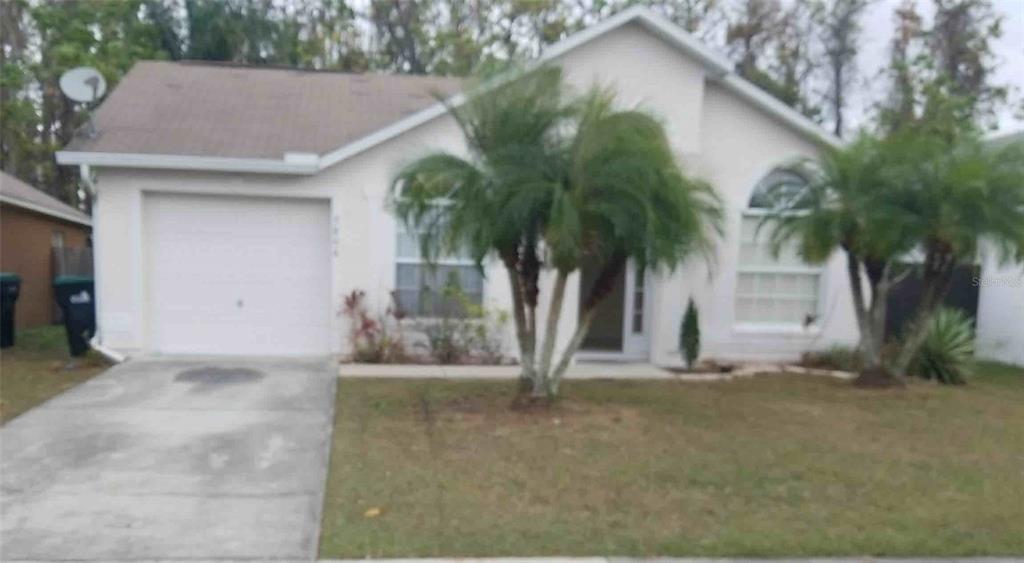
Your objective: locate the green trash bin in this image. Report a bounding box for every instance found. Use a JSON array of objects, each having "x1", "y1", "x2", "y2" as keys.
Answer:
[
  {"x1": 1, "y1": 272, "x2": 21, "y2": 348},
  {"x1": 53, "y1": 275, "x2": 96, "y2": 357}
]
